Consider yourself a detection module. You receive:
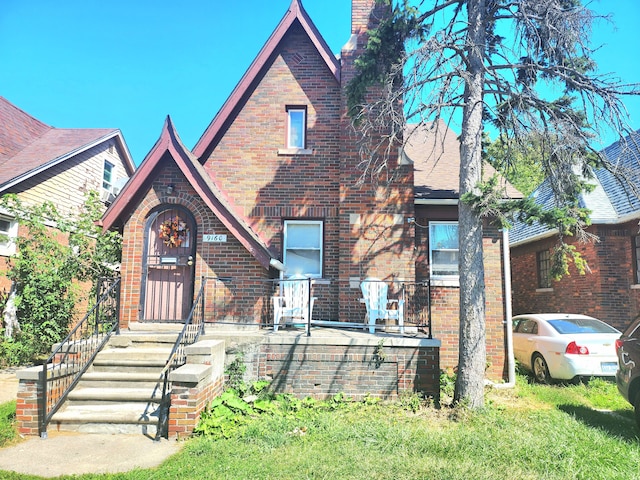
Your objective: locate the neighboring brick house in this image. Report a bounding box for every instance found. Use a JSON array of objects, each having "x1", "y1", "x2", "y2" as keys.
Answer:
[
  {"x1": 101, "y1": 0, "x2": 518, "y2": 380},
  {"x1": 0, "y1": 96, "x2": 135, "y2": 293},
  {"x1": 510, "y1": 130, "x2": 640, "y2": 332}
]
